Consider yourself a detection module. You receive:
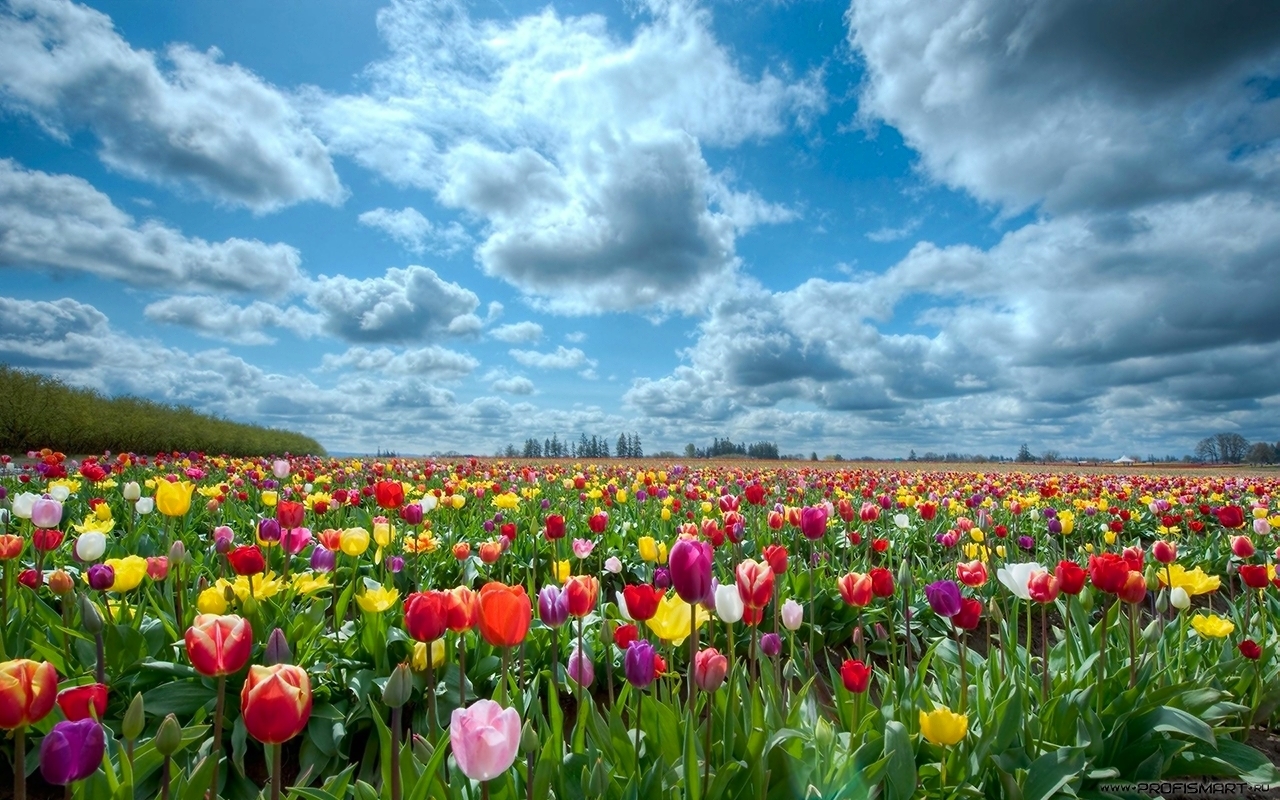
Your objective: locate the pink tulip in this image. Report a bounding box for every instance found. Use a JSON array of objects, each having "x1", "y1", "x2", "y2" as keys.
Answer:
[
  {"x1": 280, "y1": 527, "x2": 313, "y2": 556},
  {"x1": 450, "y1": 700, "x2": 520, "y2": 782}
]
